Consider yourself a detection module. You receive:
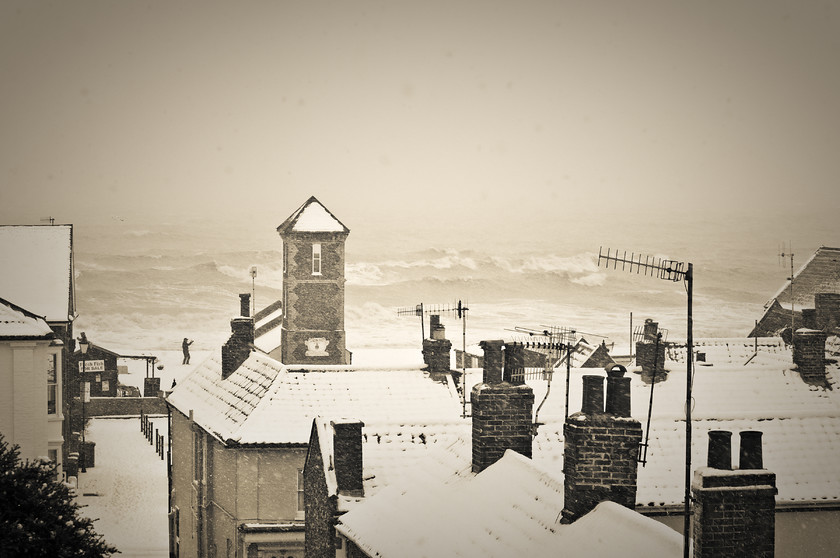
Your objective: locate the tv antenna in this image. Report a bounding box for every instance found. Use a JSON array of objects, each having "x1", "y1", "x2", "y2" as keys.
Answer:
[
  {"x1": 40, "y1": 216, "x2": 56, "y2": 225},
  {"x1": 397, "y1": 300, "x2": 470, "y2": 412},
  {"x1": 598, "y1": 247, "x2": 693, "y2": 558},
  {"x1": 779, "y1": 242, "x2": 795, "y2": 332},
  {"x1": 508, "y1": 325, "x2": 579, "y2": 423},
  {"x1": 249, "y1": 266, "x2": 257, "y2": 316}
]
